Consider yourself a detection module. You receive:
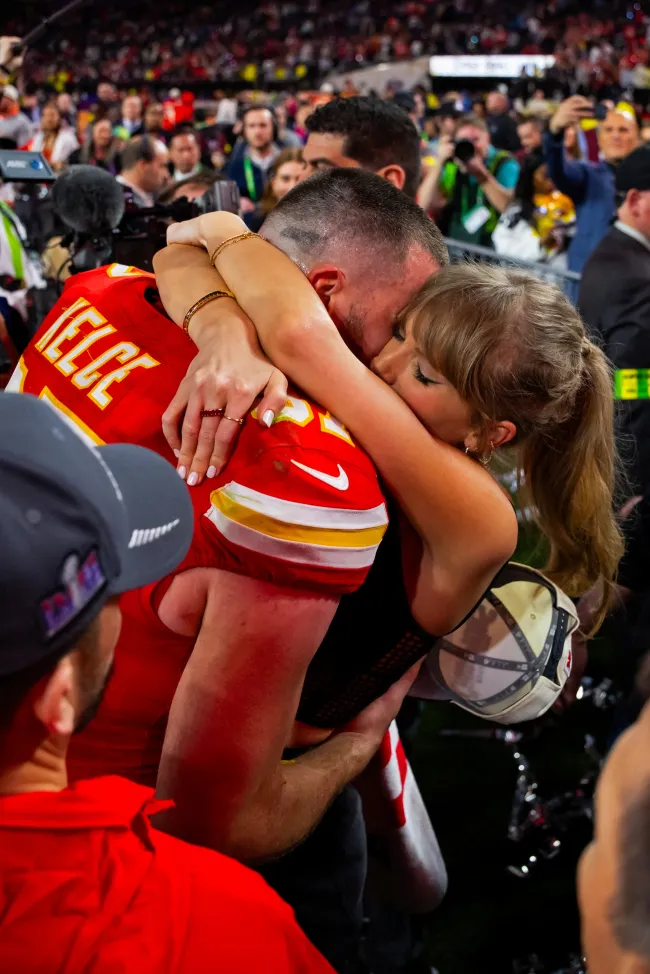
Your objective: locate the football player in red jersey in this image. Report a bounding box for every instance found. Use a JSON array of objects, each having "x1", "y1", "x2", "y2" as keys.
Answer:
[{"x1": 6, "y1": 173, "x2": 475, "y2": 876}]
